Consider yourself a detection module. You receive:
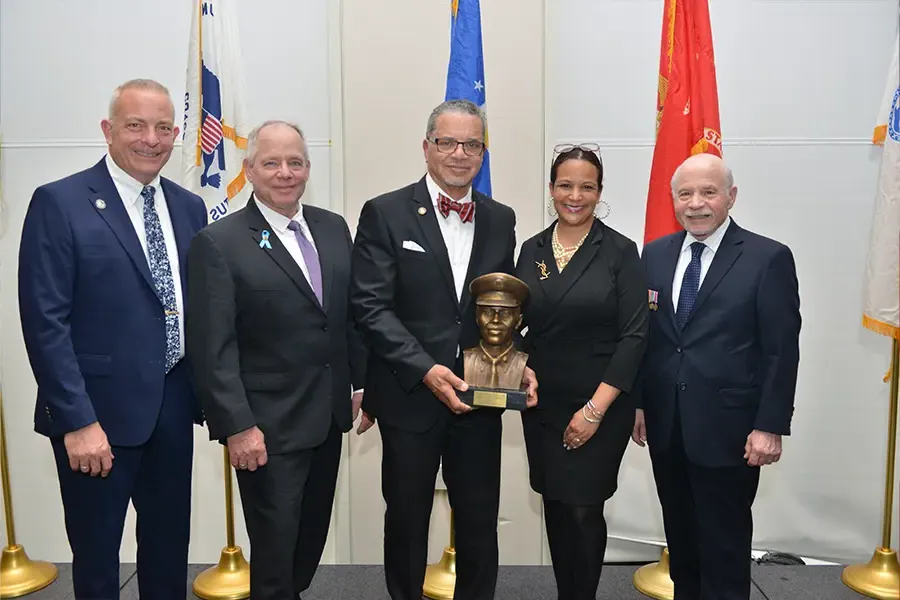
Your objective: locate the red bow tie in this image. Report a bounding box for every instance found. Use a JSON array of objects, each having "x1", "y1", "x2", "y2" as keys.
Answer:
[{"x1": 437, "y1": 194, "x2": 475, "y2": 224}]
